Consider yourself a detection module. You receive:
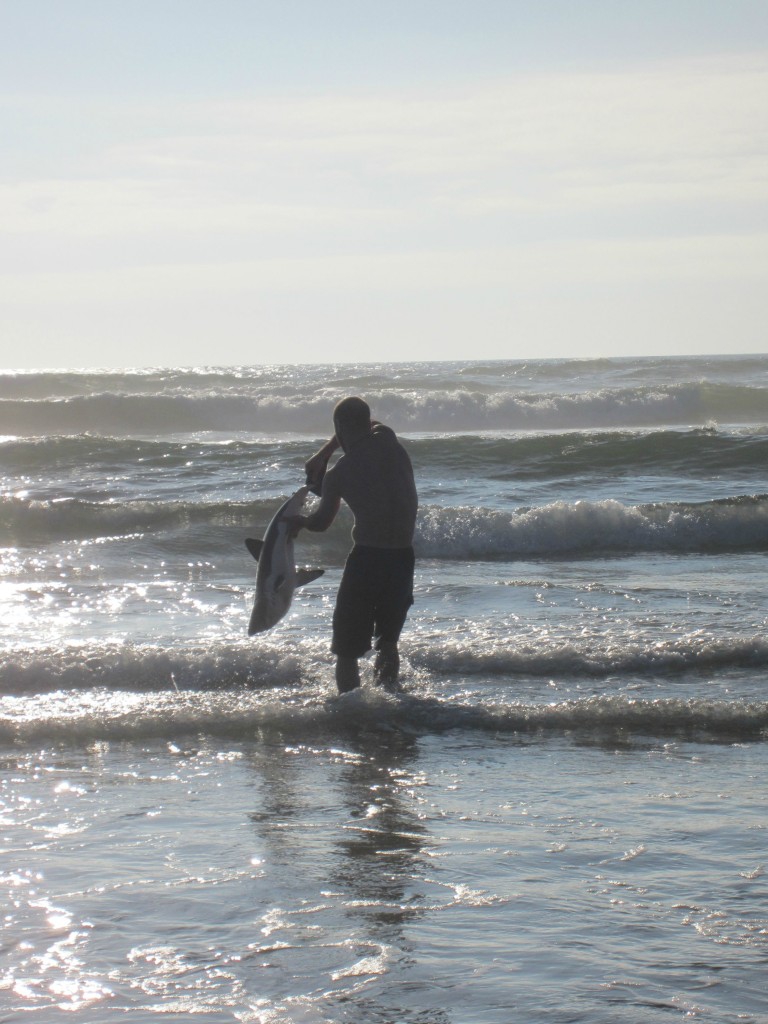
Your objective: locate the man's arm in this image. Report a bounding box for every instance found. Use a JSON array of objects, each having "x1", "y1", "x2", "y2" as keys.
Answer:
[
  {"x1": 305, "y1": 435, "x2": 340, "y2": 495},
  {"x1": 301, "y1": 491, "x2": 341, "y2": 533},
  {"x1": 289, "y1": 488, "x2": 340, "y2": 537},
  {"x1": 290, "y1": 450, "x2": 342, "y2": 537}
]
